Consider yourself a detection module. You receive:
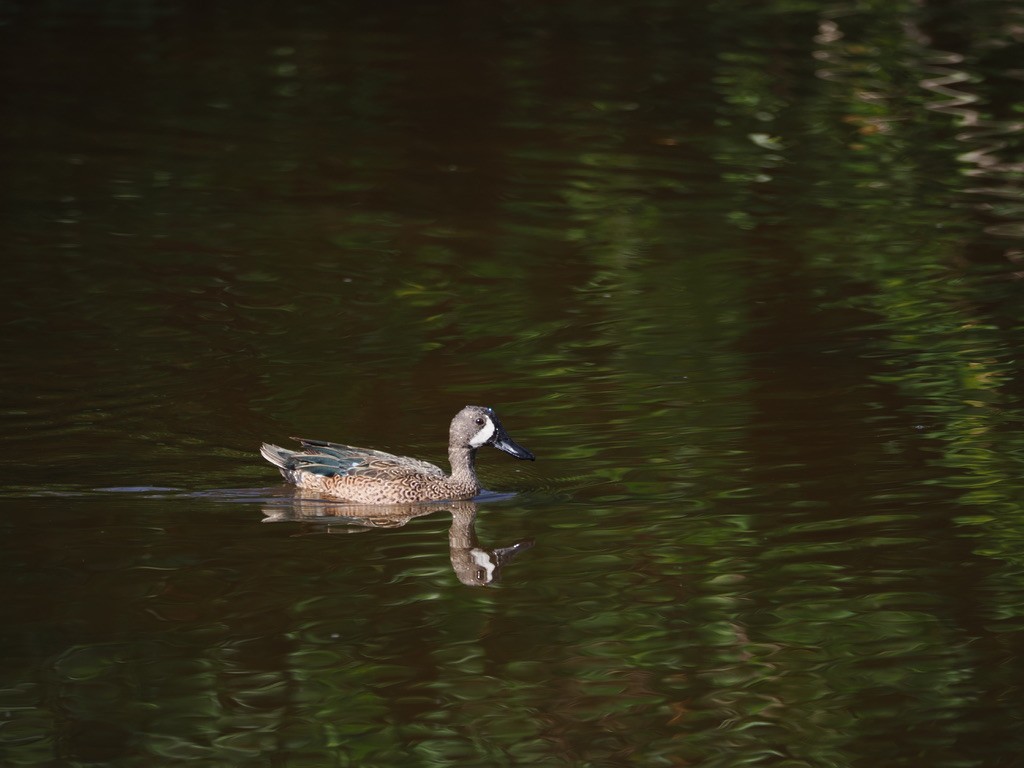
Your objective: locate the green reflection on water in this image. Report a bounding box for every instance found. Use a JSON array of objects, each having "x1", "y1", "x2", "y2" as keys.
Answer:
[{"x1": 3, "y1": 0, "x2": 1024, "y2": 766}]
